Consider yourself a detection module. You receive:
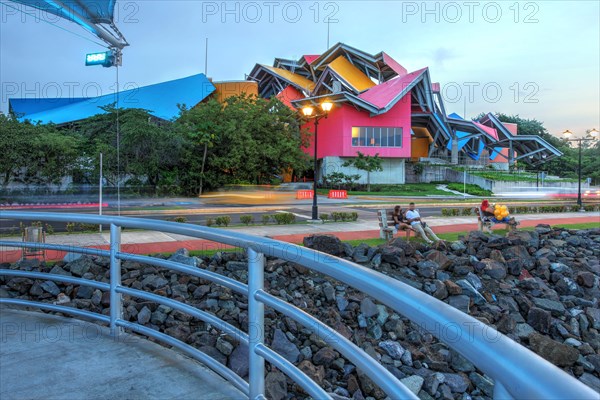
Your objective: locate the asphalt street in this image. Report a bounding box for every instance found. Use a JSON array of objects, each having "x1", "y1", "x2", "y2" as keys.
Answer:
[{"x1": 0, "y1": 203, "x2": 443, "y2": 234}]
